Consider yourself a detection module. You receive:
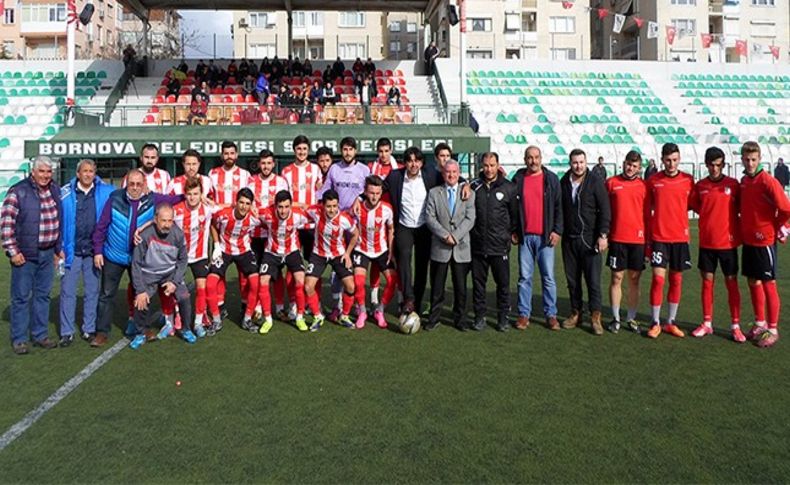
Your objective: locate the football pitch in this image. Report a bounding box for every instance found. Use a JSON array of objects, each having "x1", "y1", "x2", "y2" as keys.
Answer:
[{"x1": 1, "y1": 222, "x2": 788, "y2": 483}]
